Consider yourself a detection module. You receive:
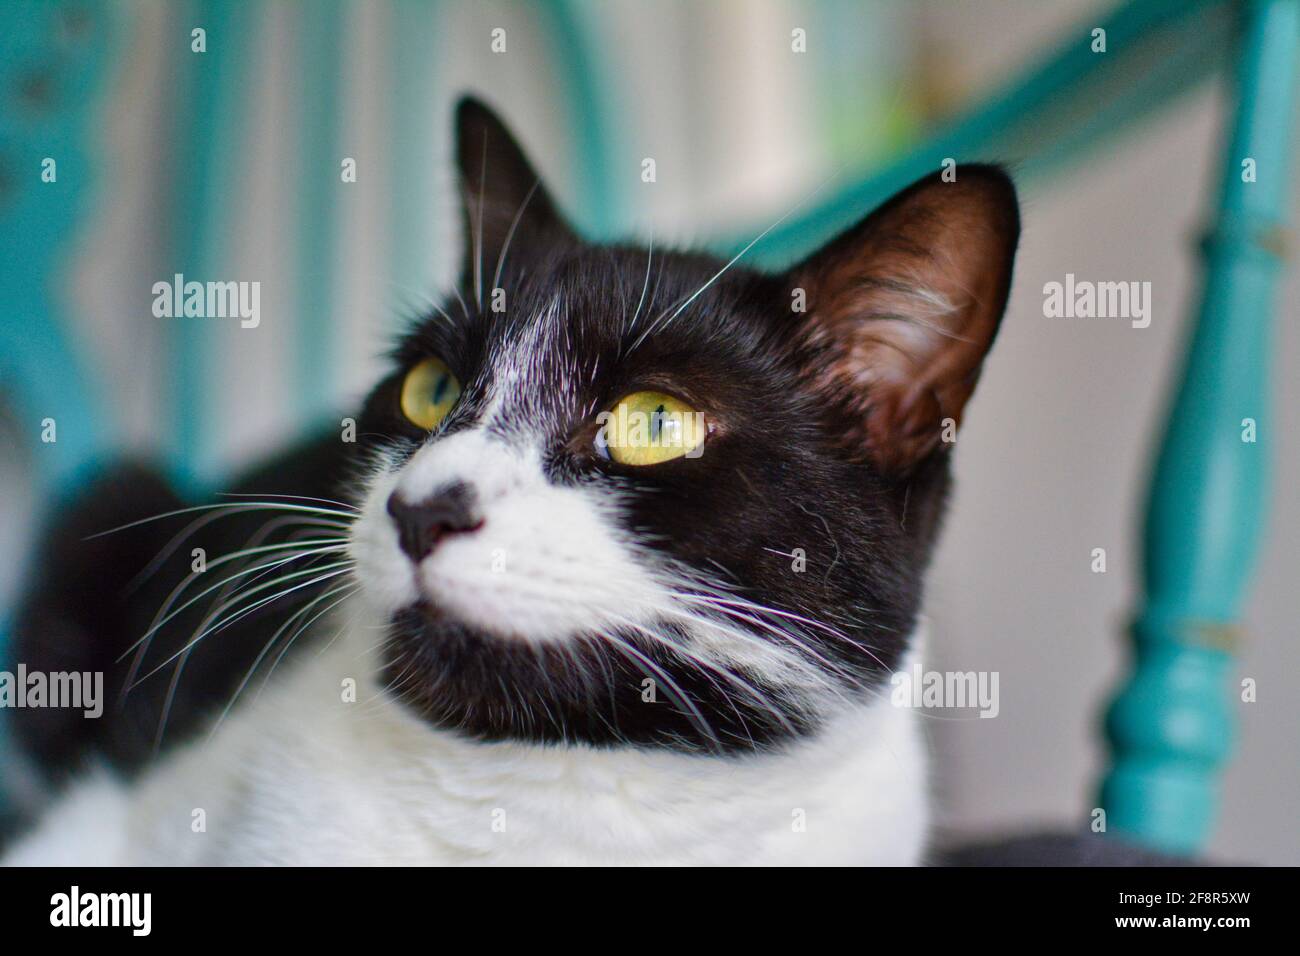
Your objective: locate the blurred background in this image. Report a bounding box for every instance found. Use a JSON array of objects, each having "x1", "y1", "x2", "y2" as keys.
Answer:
[{"x1": 1, "y1": 0, "x2": 1296, "y2": 863}]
